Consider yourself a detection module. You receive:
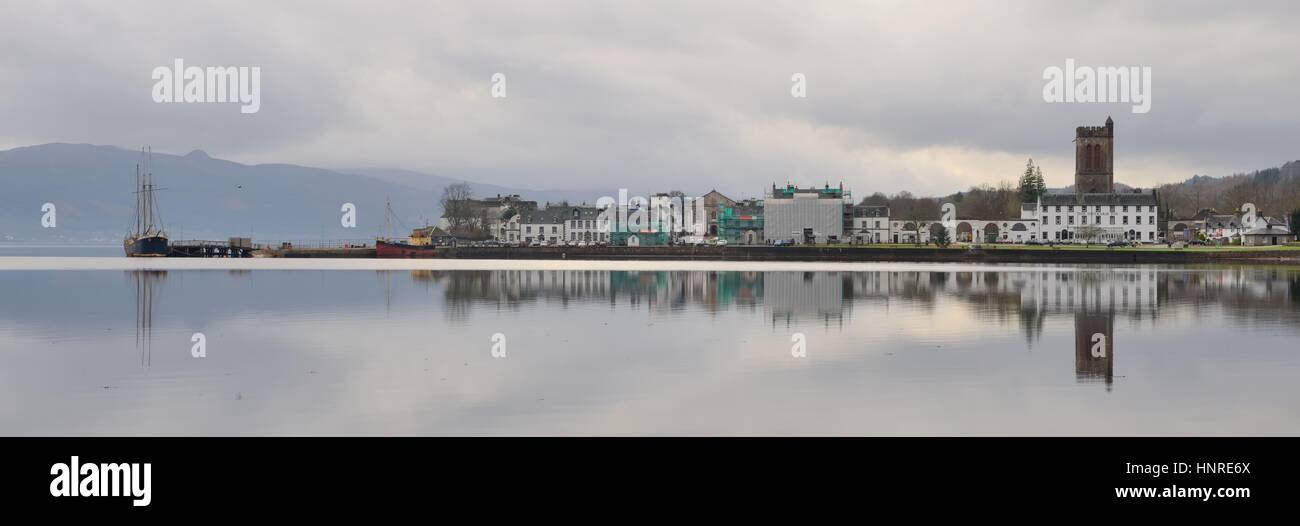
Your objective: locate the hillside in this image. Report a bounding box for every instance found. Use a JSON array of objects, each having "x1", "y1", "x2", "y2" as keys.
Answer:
[{"x1": 0, "y1": 144, "x2": 596, "y2": 242}]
